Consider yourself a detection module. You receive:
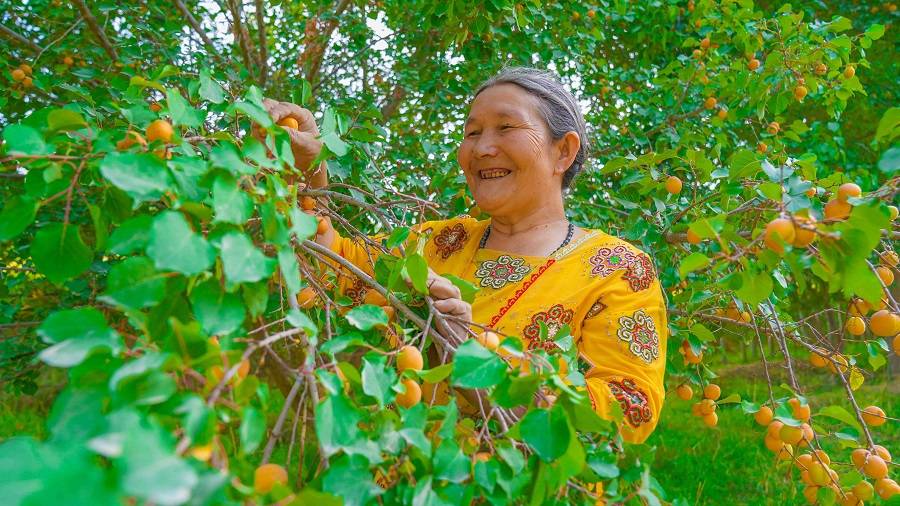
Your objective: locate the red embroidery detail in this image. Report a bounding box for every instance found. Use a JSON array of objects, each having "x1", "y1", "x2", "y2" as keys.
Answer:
[
  {"x1": 522, "y1": 304, "x2": 575, "y2": 351},
  {"x1": 345, "y1": 278, "x2": 367, "y2": 306},
  {"x1": 588, "y1": 244, "x2": 656, "y2": 292},
  {"x1": 607, "y1": 378, "x2": 652, "y2": 428},
  {"x1": 433, "y1": 223, "x2": 469, "y2": 260},
  {"x1": 488, "y1": 258, "x2": 556, "y2": 328},
  {"x1": 585, "y1": 299, "x2": 607, "y2": 319},
  {"x1": 616, "y1": 309, "x2": 659, "y2": 364}
]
